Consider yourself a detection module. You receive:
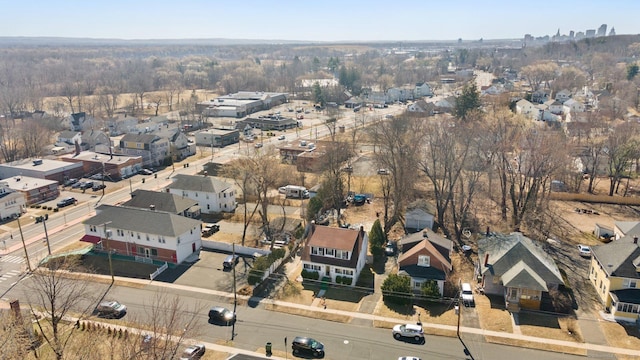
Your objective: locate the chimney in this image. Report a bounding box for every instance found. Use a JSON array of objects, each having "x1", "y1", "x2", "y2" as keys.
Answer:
[
  {"x1": 484, "y1": 253, "x2": 490, "y2": 267},
  {"x1": 634, "y1": 236, "x2": 638, "y2": 244},
  {"x1": 149, "y1": 205, "x2": 155, "y2": 211}
]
